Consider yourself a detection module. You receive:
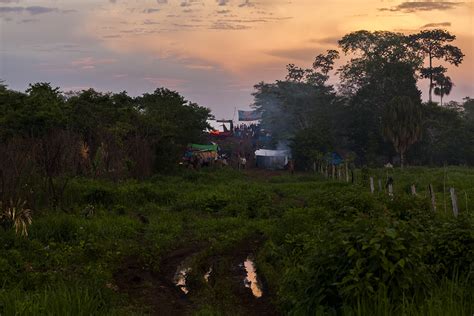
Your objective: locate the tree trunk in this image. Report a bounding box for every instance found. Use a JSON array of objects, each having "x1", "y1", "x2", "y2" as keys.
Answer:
[
  {"x1": 429, "y1": 52, "x2": 433, "y2": 103},
  {"x1": 400, "y1": 151, "x2": 405, "y2": 169}
]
